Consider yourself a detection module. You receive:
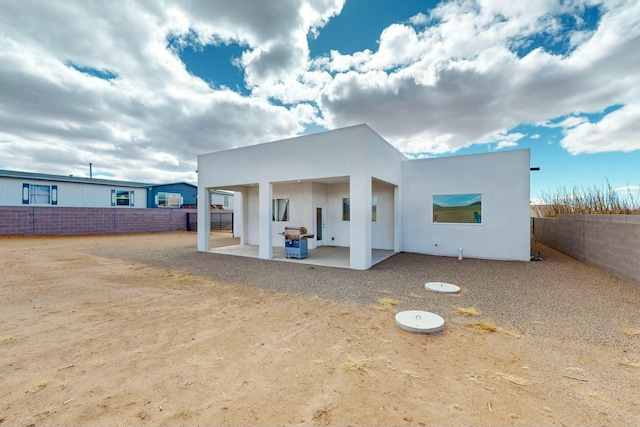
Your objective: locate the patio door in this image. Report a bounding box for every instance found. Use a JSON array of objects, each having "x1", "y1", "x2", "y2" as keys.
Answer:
[{"x1": 315, "y1": 205, "x2": 326, "y2": 246}]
